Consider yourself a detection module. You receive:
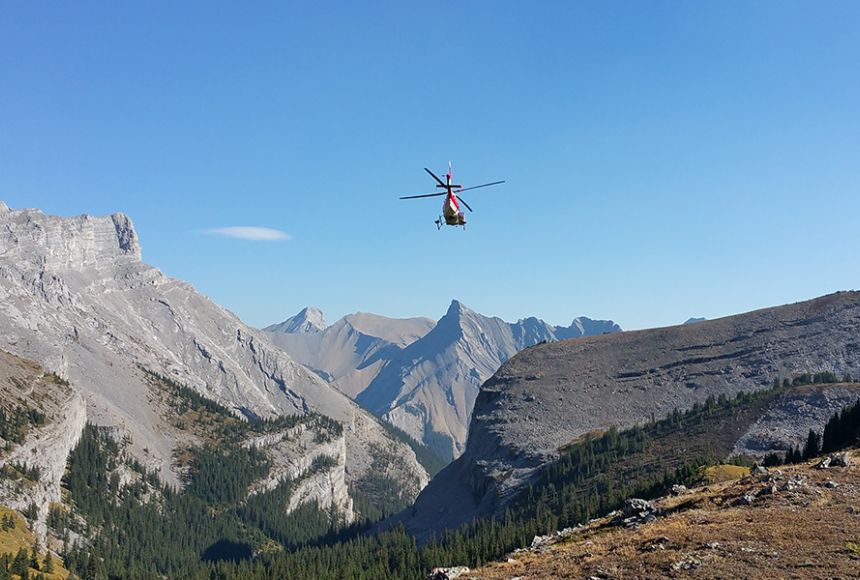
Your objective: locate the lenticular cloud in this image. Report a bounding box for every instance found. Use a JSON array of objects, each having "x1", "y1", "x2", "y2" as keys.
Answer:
[{"x1": 202, "y1": 227, "x2": 291, "y2": 241}]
